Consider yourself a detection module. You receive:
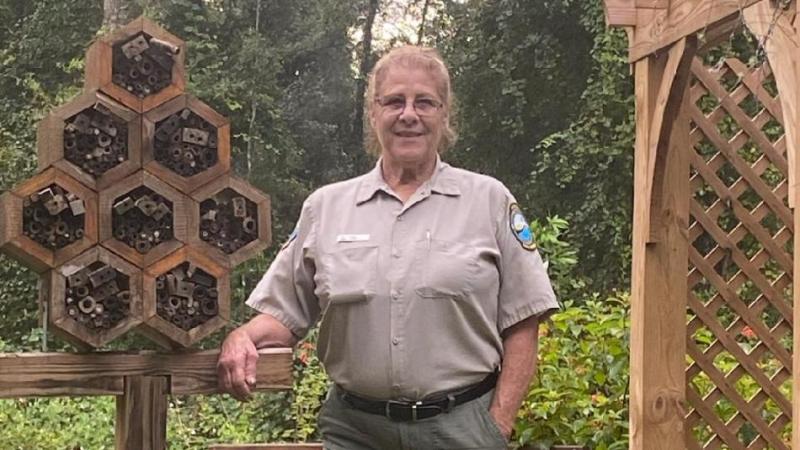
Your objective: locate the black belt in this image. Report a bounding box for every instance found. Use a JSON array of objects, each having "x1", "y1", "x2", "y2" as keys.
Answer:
[{"x1": 340, "y1": 371, "x2": 499, "y2": 422}]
